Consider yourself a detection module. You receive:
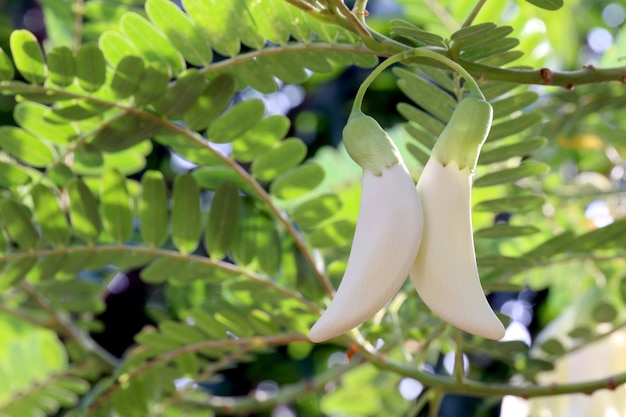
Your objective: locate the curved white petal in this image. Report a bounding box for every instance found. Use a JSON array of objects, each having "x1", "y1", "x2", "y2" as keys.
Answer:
[
  {"x1": 410, "y1": 158, "x2": 504, "y2": 340},
  {"x1": 310, "y1": 163, "x2": 423, "y2": 343}
]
